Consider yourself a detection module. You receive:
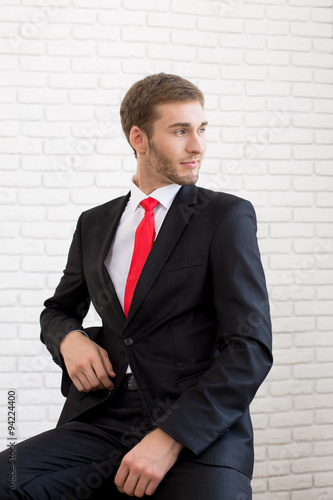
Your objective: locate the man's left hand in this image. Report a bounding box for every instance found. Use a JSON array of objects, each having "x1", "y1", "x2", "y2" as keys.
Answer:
[{"x1": 114, "y1": 427, "x2": 183, "y2": 497}]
